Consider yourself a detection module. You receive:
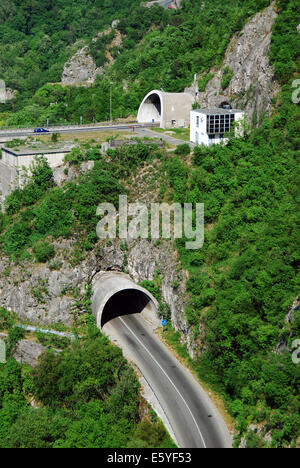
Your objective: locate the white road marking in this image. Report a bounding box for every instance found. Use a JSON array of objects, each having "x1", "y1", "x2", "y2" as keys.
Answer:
[{"x1": 119, "y1": 316, "x2": 207, "y2": 448}]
